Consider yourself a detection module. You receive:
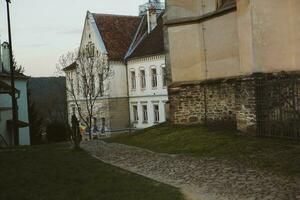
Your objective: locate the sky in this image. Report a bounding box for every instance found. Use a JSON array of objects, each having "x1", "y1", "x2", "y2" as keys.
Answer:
[{"x1": 0, "y1": 0, "x2": 150, "y2": 77}]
